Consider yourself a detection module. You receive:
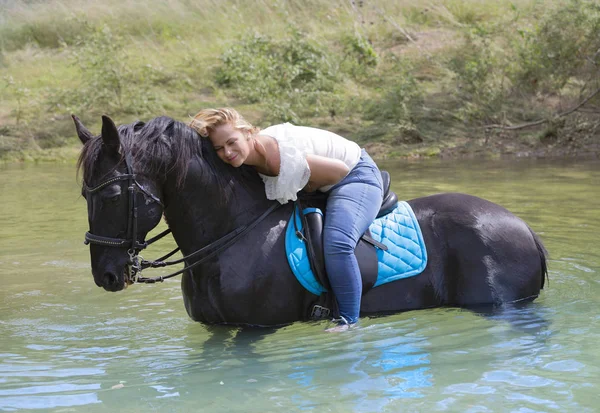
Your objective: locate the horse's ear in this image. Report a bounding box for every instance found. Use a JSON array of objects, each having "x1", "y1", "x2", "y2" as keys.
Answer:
[
  {"x1": 101, "y1": 115, "x2": 120, "y2": 154},
  {"x1": 72, "y1": 114, "x2": 94, "y2": 145}
]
